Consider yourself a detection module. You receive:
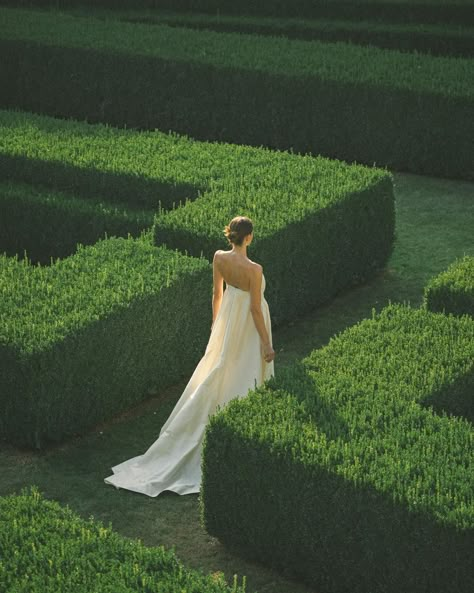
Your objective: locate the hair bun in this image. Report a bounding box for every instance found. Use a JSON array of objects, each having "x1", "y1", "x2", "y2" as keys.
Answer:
[{"x1": 223, "y1": 216, "x2": 254, "y2": 246}]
